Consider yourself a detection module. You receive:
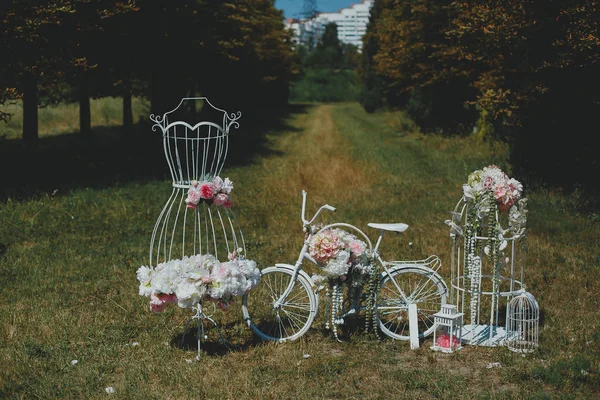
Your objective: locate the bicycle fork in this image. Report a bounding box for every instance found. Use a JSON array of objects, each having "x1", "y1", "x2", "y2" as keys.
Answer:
[{"x1": 272, "y1": 240, "x2": 311, "y2": 310}]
